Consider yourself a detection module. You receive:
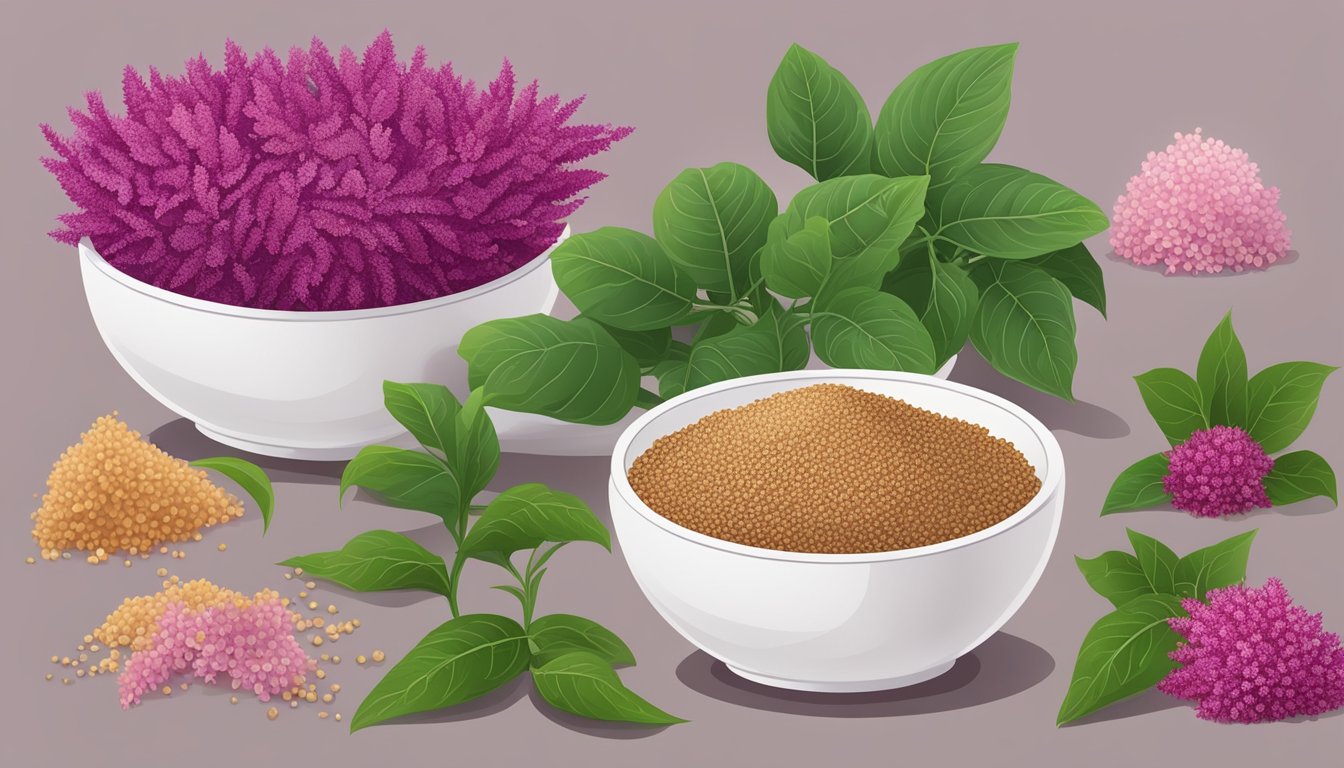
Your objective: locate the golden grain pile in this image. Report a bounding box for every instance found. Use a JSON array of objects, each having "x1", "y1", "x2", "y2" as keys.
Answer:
[{"x1": 627, "y1": 383, "x2": 1041, "y2": 554}]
